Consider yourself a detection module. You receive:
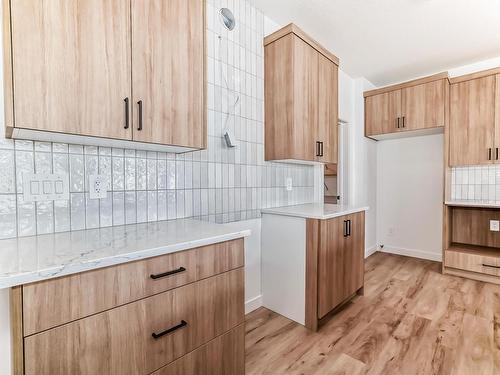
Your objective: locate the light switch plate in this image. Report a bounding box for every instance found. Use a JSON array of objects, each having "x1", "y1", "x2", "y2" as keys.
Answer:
[
  {"x1": 22, "y1": 173, "x2": 69, "y2": 202},
  {"x1": 89, "y1": 174, "x2": 108, "y2": 199},
  {"x1": 286, "y1": 178, "x2": 293, "y2": 191},
  {"x1": 490, "y1": 220, "x2": 500, "y2": 232}
]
